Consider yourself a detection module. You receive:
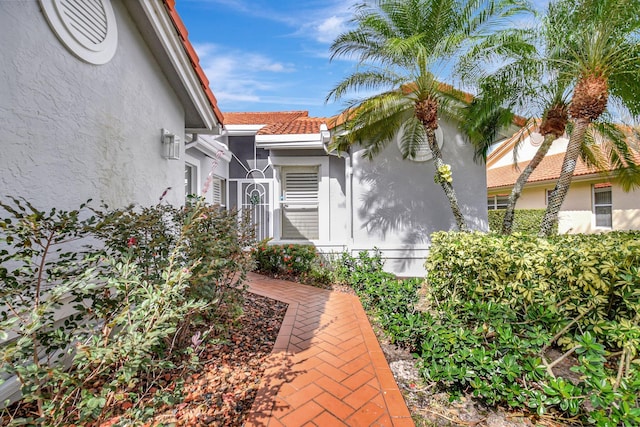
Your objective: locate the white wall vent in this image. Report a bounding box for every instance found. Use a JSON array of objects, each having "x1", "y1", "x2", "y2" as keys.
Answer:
[
  {"x1": 396, "y1": 125, "x2": 444, "y2": 162},
  {"x1": 40, "y1": 0, "x2": 118, "y2": 65}
]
